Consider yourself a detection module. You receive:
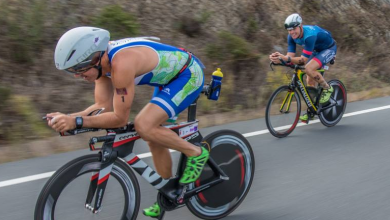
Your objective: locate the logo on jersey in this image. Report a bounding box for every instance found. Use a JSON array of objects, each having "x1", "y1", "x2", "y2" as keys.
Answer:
[
  {"x1": 320, "y1": 50, "x2": 335, "y2": 63},
  {"x1": 162, "y1": 88, "x2": 170, "y2": 95}
]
